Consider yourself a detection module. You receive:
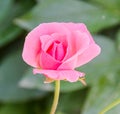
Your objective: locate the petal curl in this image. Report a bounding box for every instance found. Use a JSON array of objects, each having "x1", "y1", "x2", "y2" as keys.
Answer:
[
  {"x1": 64, "y1": 31, "x2": 90, "y2": 59},
  {"x1": 76, "y1": 44, "x2": 101, "y2": 67},
  {"x1": 62, "y1": 22, "x2": 94, "y2": 43},
  {"x1": 58, "y1": 44, "x2": 100, "y2": 69},
  {"x1": 33, "y1": 69, "x2": 85, "y2": 82}
]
